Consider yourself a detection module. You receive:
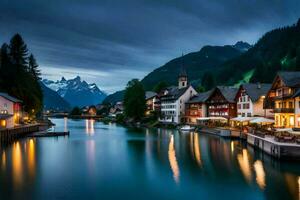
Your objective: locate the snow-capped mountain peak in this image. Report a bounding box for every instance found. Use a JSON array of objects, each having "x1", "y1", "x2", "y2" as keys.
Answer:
[{"x1": 42, "y1": 76, "x2": 107, "y2": 107}]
